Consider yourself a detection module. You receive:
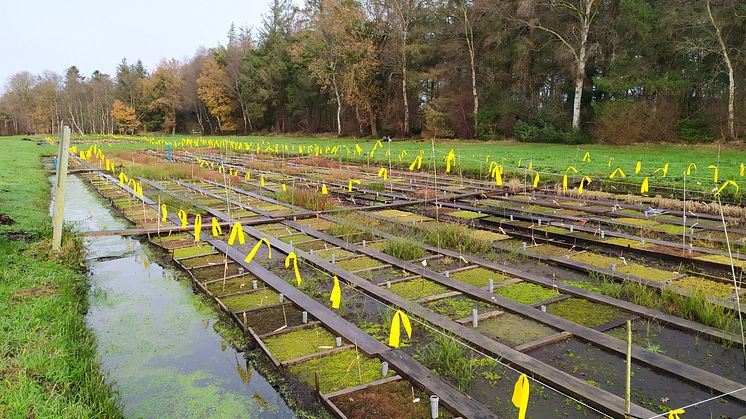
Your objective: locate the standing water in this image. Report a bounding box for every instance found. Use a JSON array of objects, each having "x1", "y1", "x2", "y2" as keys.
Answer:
[{"x1": 56, "y1": 176, "x2": 294, "y2": 418}]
